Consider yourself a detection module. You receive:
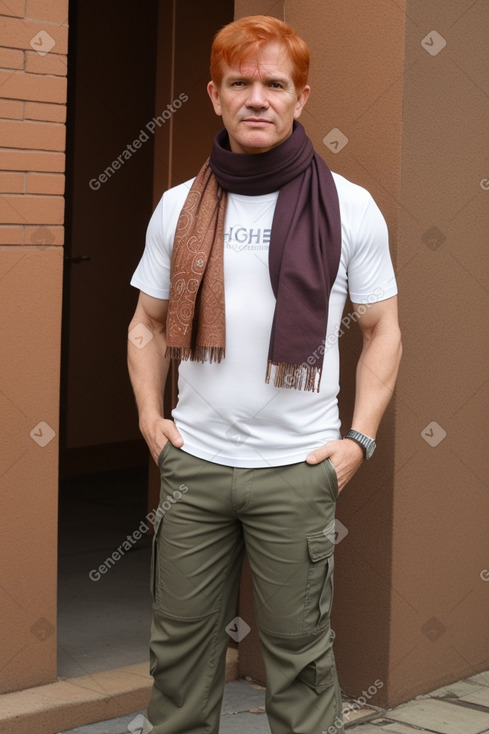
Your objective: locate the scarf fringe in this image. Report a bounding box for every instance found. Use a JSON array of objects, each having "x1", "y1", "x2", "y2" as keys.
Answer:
[
  {"x1": 165, "y1": 346, "x2": 225, "y2": 364},
  {"x1": 266, "y1": 361, "x2": 322, "y2": 393}
]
